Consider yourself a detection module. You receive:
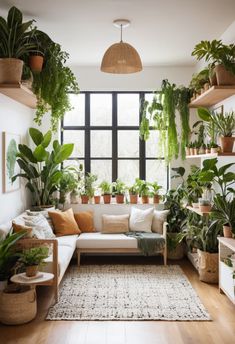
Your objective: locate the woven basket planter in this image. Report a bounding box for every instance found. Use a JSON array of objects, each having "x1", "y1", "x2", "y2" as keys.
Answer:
[
  {"x1": 0, "y1": 286, "x2": 37, "y2": 325},
  {"x1": 197, "y1": 249, "x2": 218, "y2": 284},
  {"x1": 0, "y1": 58, "x2": 23, "y2": 84}
]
